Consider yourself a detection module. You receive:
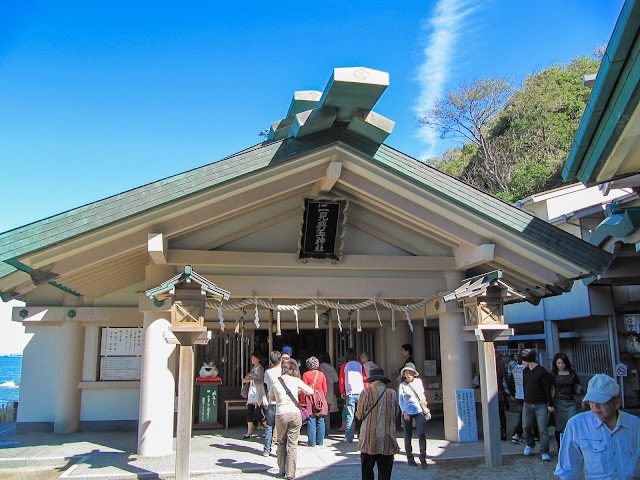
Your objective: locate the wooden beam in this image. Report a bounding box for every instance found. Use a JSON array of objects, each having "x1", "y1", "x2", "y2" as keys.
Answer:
[
  {"x1": 311, "y1": 161, "x2": 342, "y2": 196},
  {"x1": 454, "y1": 244, "x2": 495, "y2": 270},
  {"x1": 148, "y1": 233, "x2": 167, "y2": 264},
  {"x1": 195, "y1": 274, "x2": 446, "y2": 299},
  {"x1": 167, "y1": 250, "x2": 455, "y2": 271}
]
